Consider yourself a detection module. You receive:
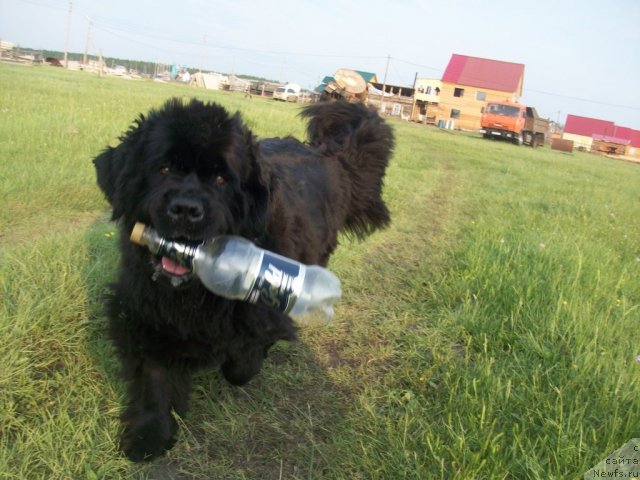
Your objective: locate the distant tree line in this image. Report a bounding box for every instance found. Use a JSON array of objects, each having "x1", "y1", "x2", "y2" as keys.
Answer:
[
  {"x1": 15, "y1": 46, "x2": 278, "y2": 82},
  {"x1": 17, "y1": 47, "x2": 158, "y2": 74}
]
